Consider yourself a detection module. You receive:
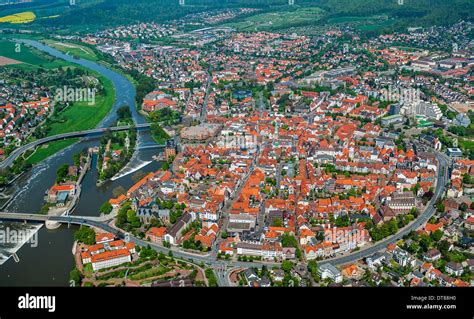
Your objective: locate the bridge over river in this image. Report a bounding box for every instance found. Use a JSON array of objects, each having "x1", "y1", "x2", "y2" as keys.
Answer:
[{"x1": 0, "y1": 123, "x2": 164, "y2": 169}]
